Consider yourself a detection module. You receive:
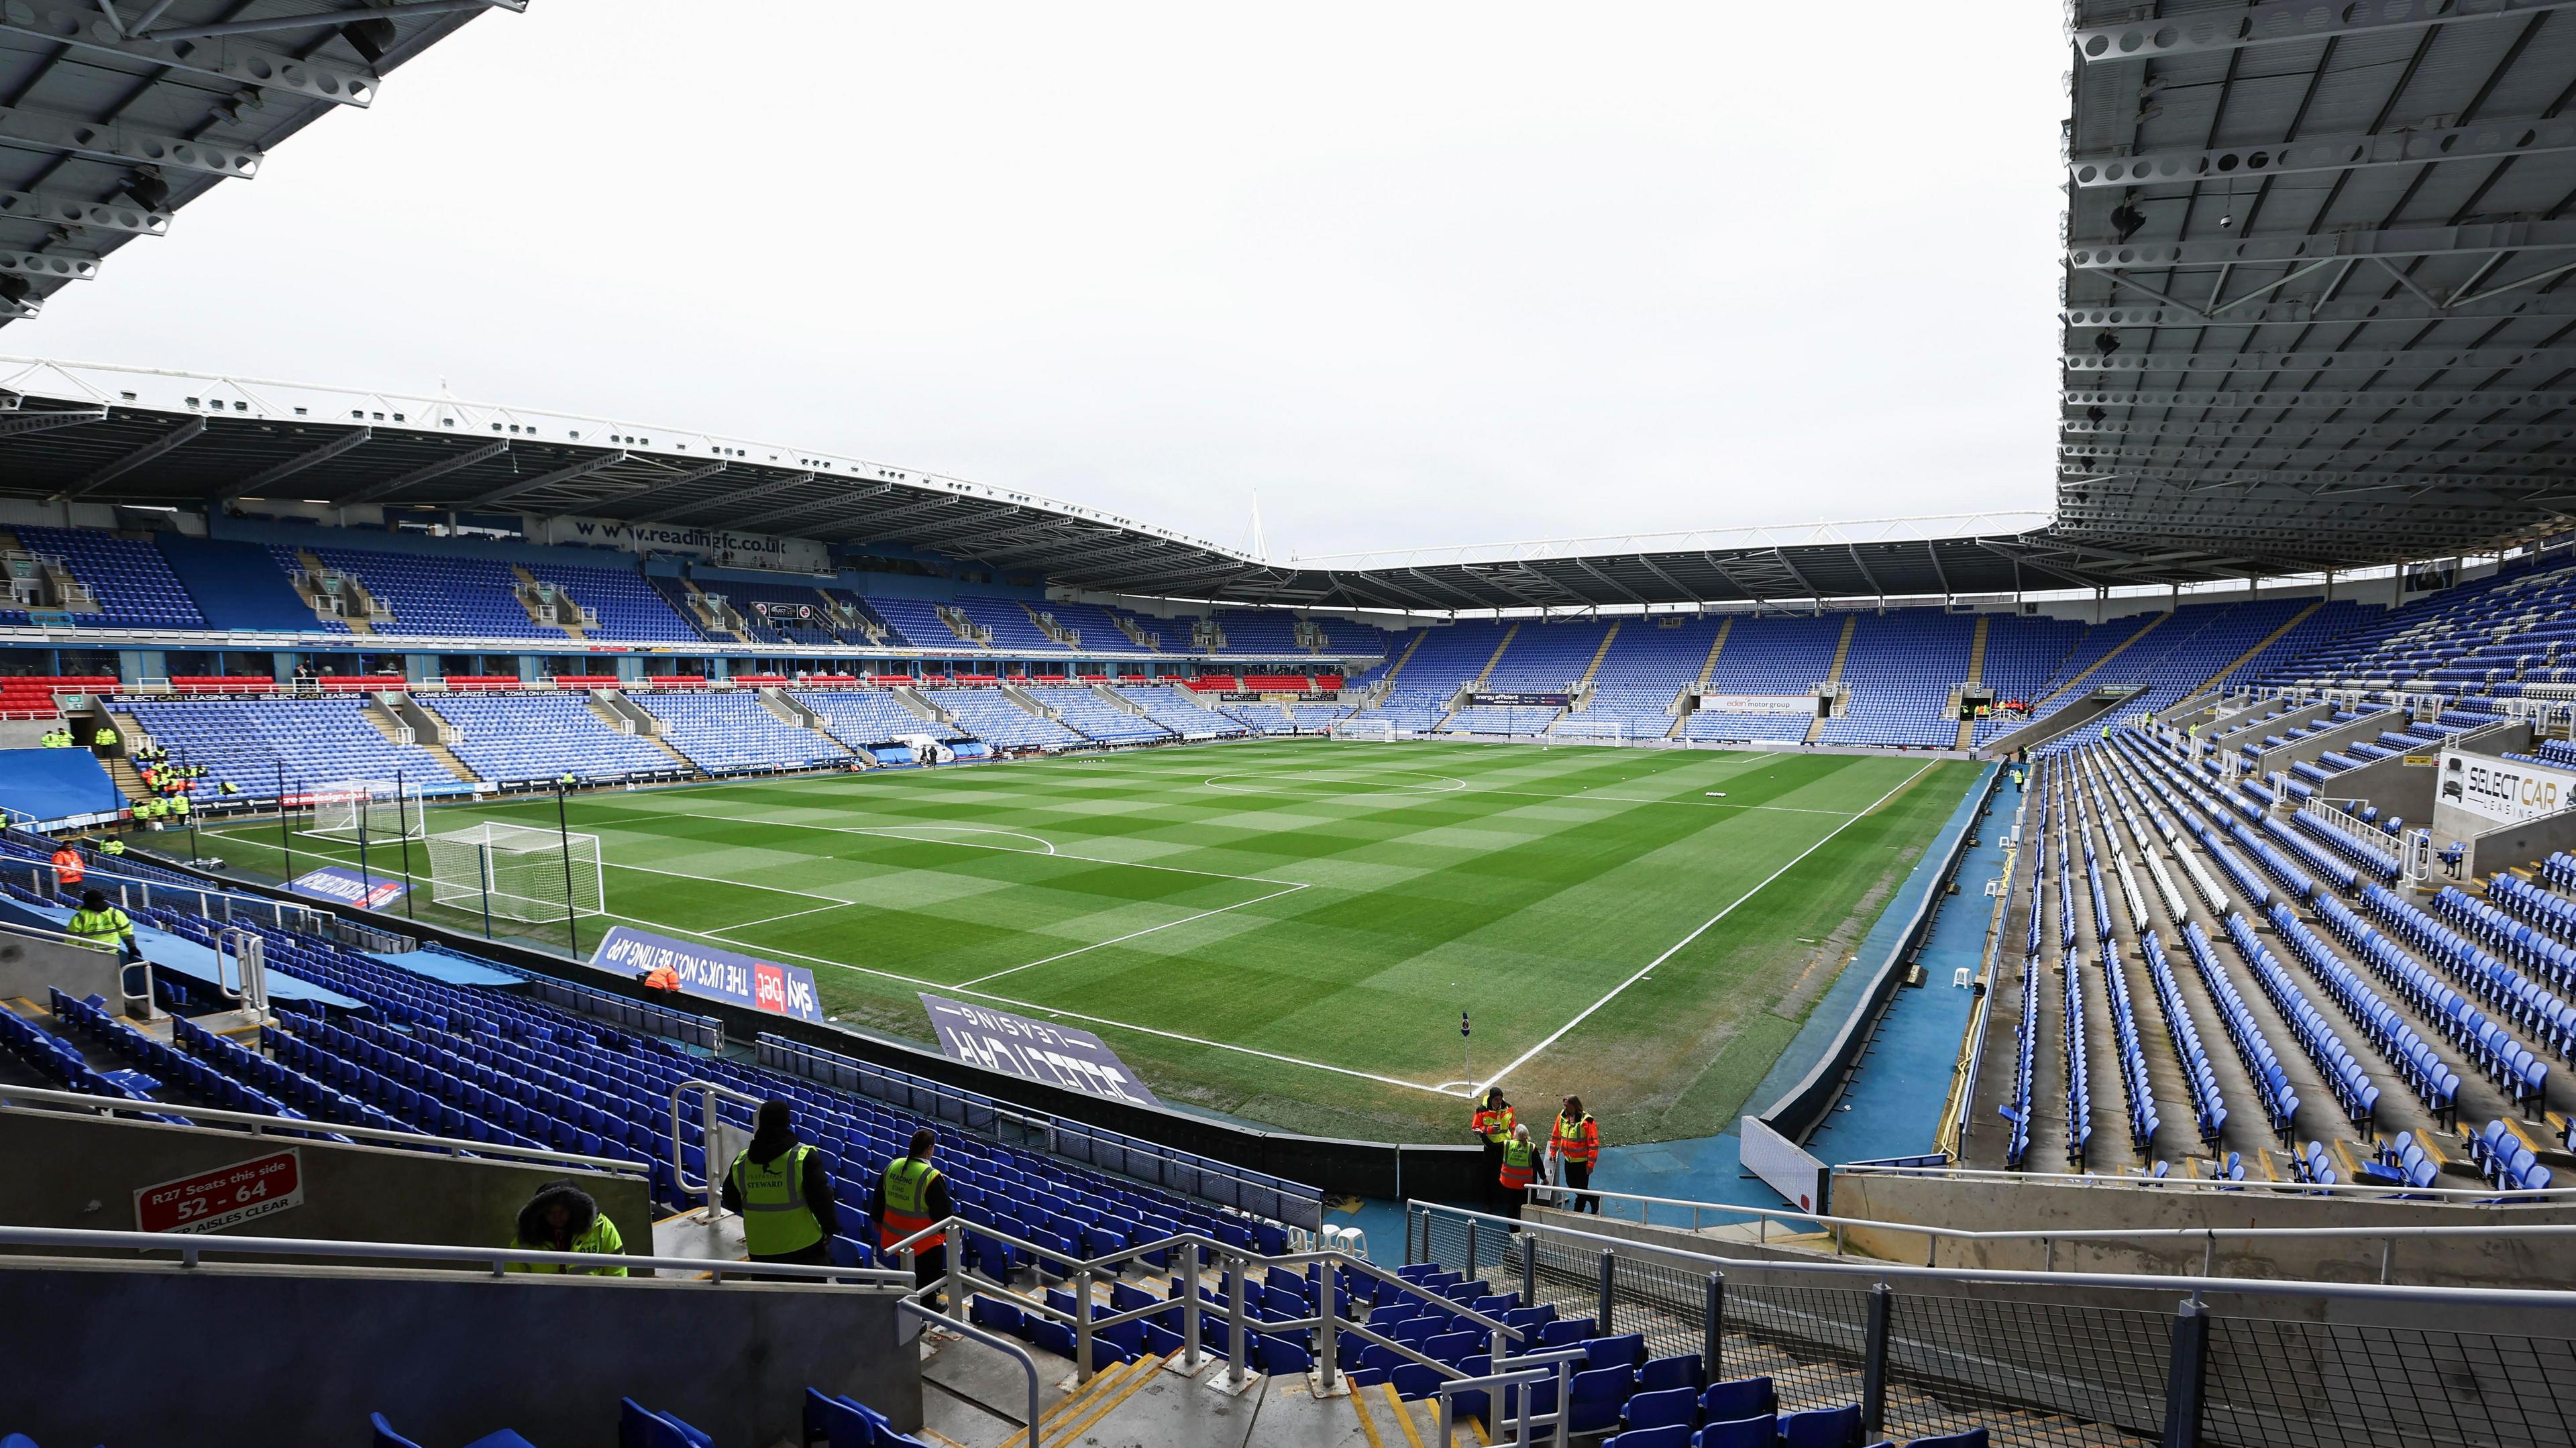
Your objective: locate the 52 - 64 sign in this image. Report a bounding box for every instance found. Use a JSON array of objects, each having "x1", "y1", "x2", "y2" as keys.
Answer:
[{"x1": 134, "y1": 1149, "x2": 305, "y2": 1235}]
